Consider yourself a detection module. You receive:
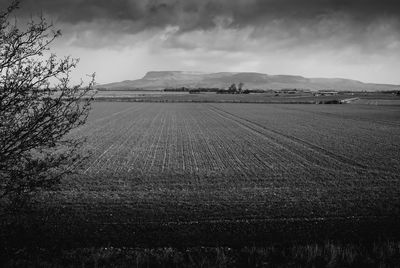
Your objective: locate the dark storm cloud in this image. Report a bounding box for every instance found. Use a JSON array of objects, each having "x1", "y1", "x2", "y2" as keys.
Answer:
[
  {"x1": 7, "y1": 0, "x2": 400, "y2": 32},
  {"x1": 2, "y1": 0, "x2": 400, "y2": 54}
]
